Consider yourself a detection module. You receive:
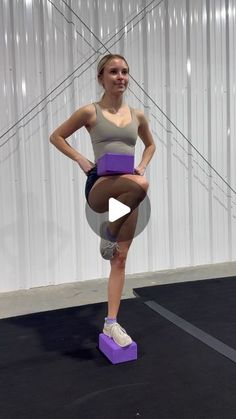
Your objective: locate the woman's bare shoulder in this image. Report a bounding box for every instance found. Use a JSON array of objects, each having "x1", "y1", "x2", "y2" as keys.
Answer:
[
  {"x1": 79, "y1": 103, "x2": 96, "y2": 119},
  {"x1": 133, "y1": 108, "x2": 147, "y2": 125},
  {"x1": 80, "y1": 103, "x2": 96, "y2": 114},
  {"x1": 72, "y1": 103, "x2": 96, "y2": 129}
]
